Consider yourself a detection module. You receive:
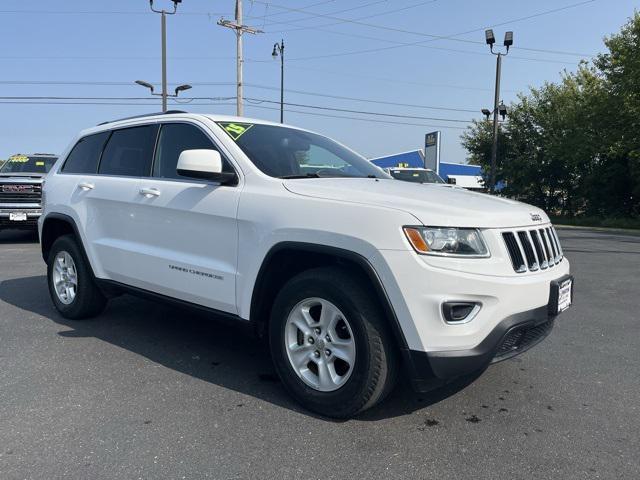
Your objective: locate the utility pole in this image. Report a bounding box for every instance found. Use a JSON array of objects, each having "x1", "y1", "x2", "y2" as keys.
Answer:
[
  {"x1": 149, "y1": 0, "x2": 181, "y2": 112},
  {"x1": 218, "y1": 0, "x2": 263, "y2": 117},
  {"x1": 484, "y1": 29, "x2": 513, "y2": 192}
]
